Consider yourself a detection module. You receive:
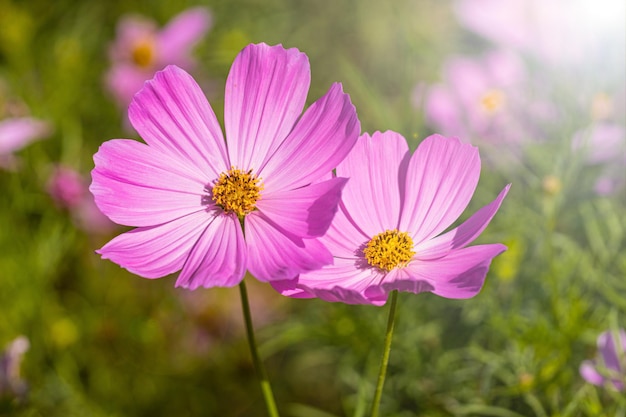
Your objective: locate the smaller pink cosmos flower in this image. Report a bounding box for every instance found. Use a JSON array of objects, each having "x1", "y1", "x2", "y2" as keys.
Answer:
[
  {"x1": 48, "y1": 165, "x2": 116, "y2": 234},
  {"x1": 580, "y1": 329, "x2": 626, "y2": 391},
  {"x1": 273, "y1": 132, "x2": 509, "y2": 305},
  {"x1": 0, "y1": 117, "x2": 50, "y2": 170},
  {"x1": 105, "y1": 7, "x2": 212, "y2": 108},
  {"x1": 91, "y1": 43, "x2": 360, "y2": 290},
  {"x1": 424, "y1": 50, "x2": 528, "y2": 147}
]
